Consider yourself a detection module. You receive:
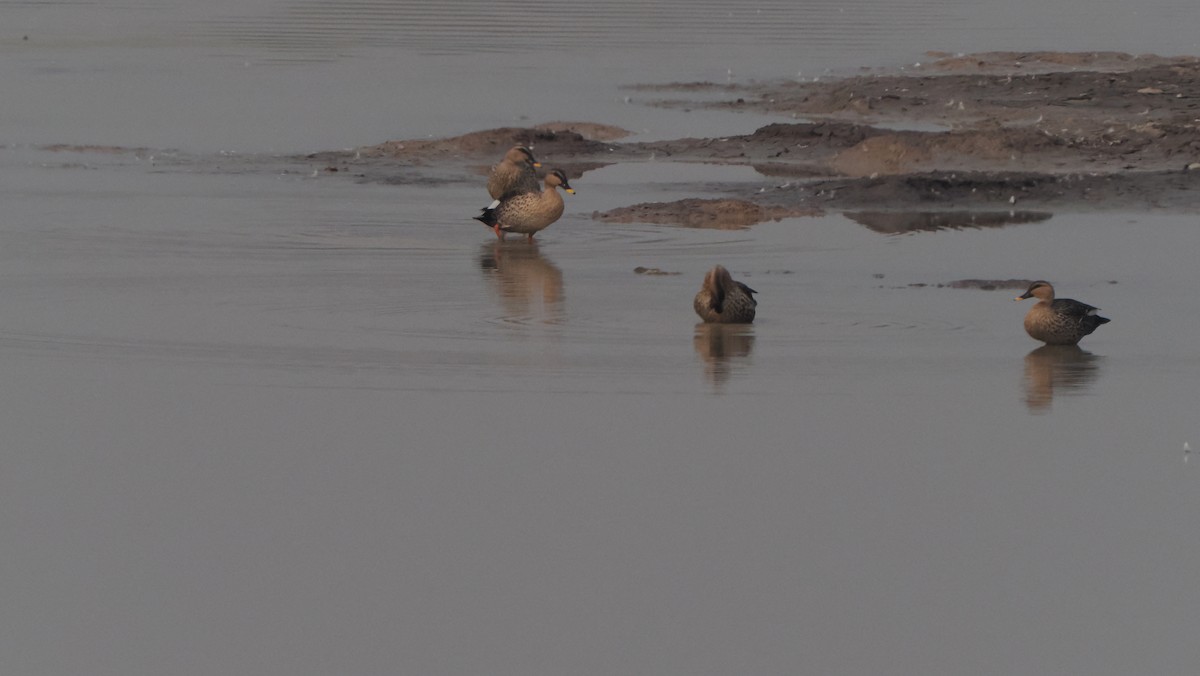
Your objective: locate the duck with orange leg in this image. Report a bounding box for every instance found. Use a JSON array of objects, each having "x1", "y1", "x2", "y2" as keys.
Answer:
[{"x1": 475, "y1": 169, "x2": 575, "y2": 241}]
